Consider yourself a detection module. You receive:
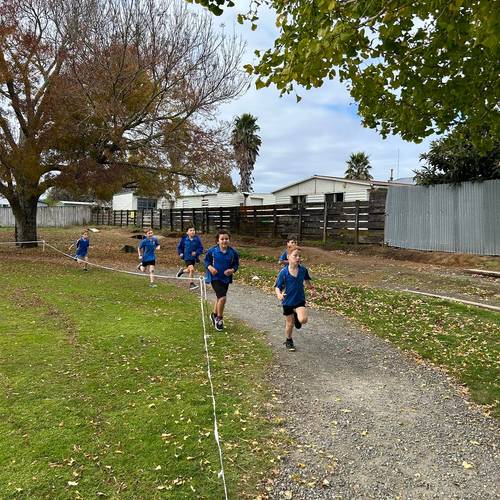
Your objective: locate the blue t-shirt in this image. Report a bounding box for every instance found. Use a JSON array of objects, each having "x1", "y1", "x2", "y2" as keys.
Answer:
[
  {"x1": 75, "y1": 237, "x2": 90, "y2": 257},
  {"x1": 275, "y1": 265, "x2": 312, "y2": 307},
  {"x1": 278, "y1": 249, "x2": 288, "y2": 263},
  {"x1": 139, "y1": 236, "x2": 159, "y2": 262},
  {"x1": 204, "y1": 245, "x2": 239, "y2": 284},
  {"x1": 177, "y1": 235, "x2": 204, "y2": 262}
]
